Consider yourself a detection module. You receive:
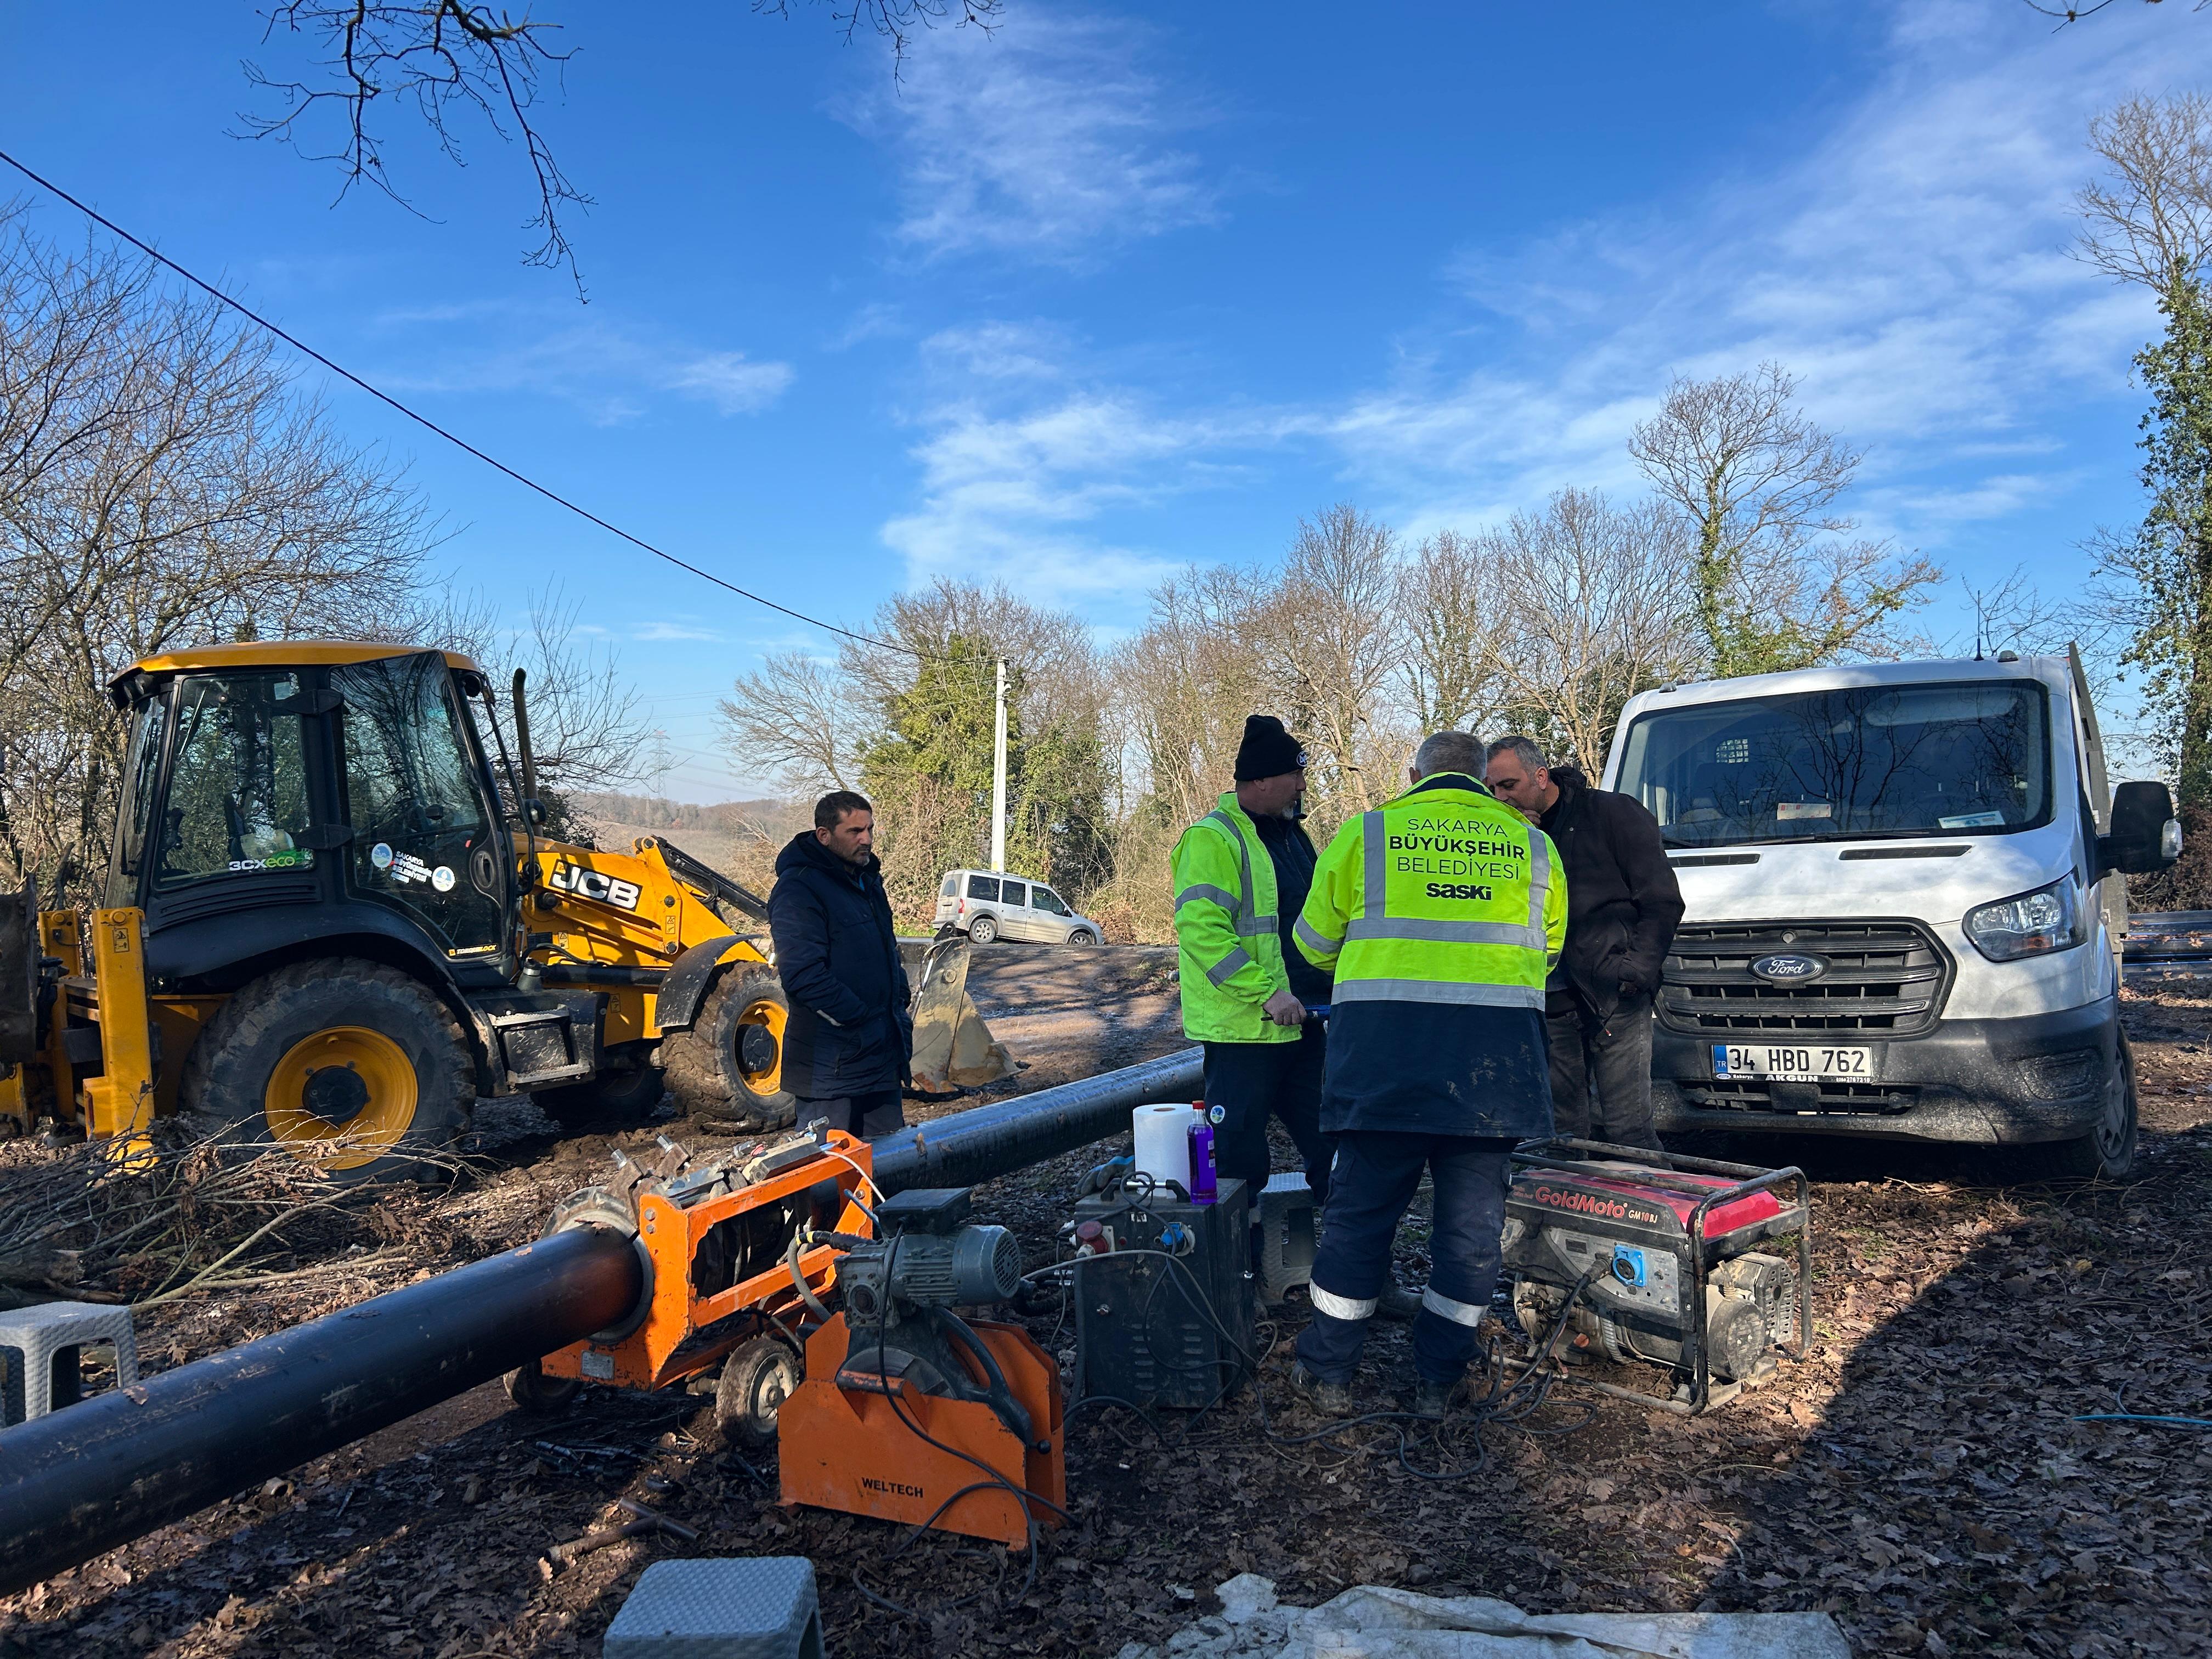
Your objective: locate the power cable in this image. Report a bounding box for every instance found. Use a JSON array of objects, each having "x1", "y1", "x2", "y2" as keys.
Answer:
[{"x1": 0, "y1": 145, "x2": 932, "y2": 661}]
